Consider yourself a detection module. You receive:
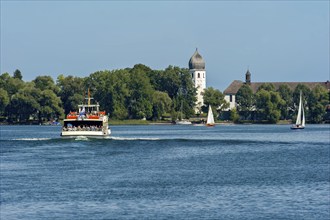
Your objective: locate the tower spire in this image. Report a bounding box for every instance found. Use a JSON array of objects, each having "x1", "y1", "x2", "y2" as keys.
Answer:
[{"x1": 245, "y1": 68, "x2": 251, "y2": 84}]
